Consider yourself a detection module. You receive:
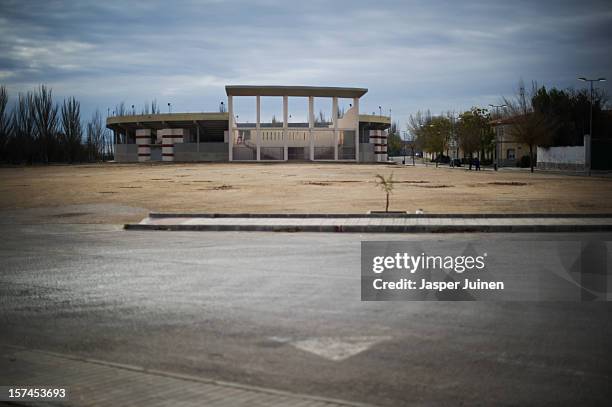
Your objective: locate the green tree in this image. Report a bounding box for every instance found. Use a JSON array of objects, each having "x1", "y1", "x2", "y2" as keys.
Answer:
[
  {"x1": 456, "y1": 109, "x2": 481, "y2": 169},
  {"x1": 419, "y1": 116, "x2": 451, "y2": 167},
  {"x1": 473, "y1": 107, "x2": 495, "y2": 160},
  {"x1": 531, "y1": 85, "x2": 608, "y2": 146},
  {"x1": 406, "y1": 110, "x2": 431, "y2": 161},
  {"x1": 386, "y1": 121, "x2": 402, "y2": 156},
  {"x1": 455, "y1": 107, "x2": 493, "y2": 168}
]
